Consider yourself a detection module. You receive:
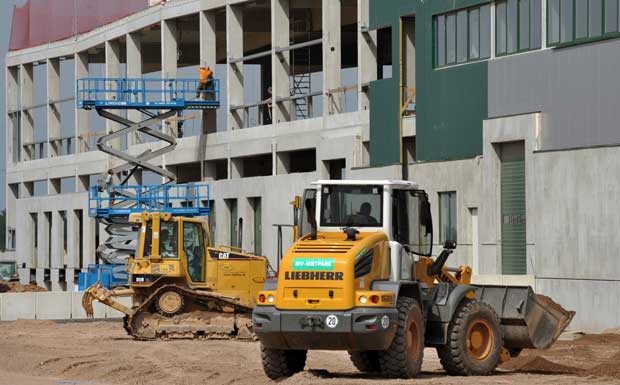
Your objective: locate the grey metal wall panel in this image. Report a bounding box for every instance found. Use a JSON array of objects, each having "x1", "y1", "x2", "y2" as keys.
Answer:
[{"x1": 488, "y1": 38, "x2": 620, "y2": 150}]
